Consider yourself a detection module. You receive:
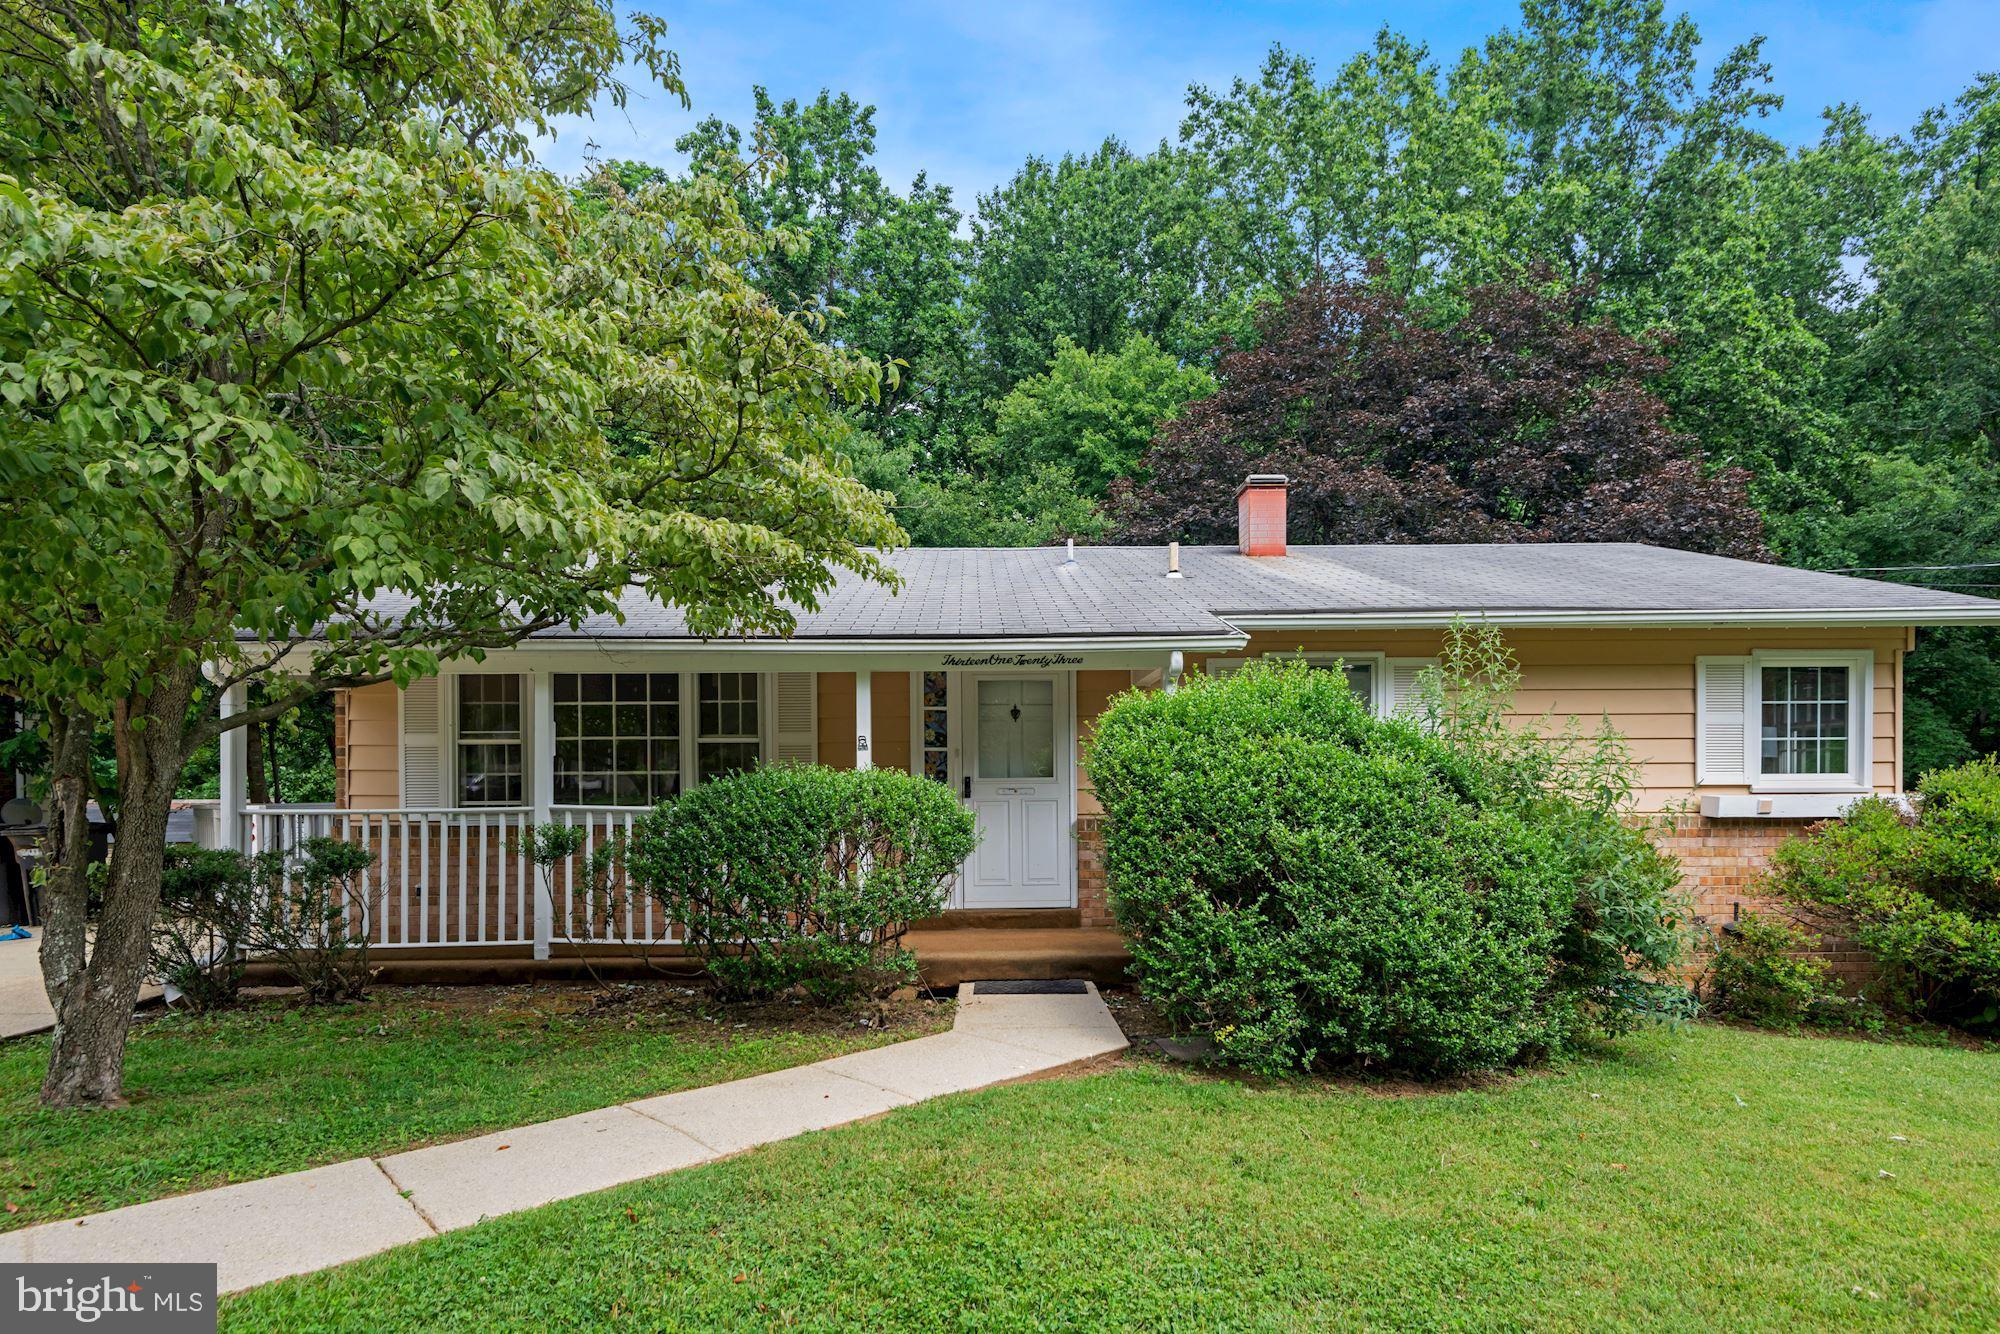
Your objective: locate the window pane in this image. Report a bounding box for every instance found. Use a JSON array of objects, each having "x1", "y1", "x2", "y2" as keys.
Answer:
[
  {"x1": 1760, "y1": 664, "x2": 1851, "y2": 776},
  {"x1": 698, "y1": 741, "x2": 760, "y2": 782},
  {"x1": 1342, "y1": 663, "x2": 1374, "y2": 706},
  {"x1": 458, "y1": 675, "x2": 521, "y2": 740},
  {"x1": 554, "y1": 674, "x2": 577, "y2": 703},
  {"x1": 698, "y1": 674, "x2": 760, "y2": 739},
  {"x1": 977, "y1": 679, "x2": 1056, "y2": 780},
  {"x1": 459, "y1": 742, "x2": 522, "y2": 805},
  {"x1": 545, "y1": 673, "x2": 688, "y2": 807}
]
